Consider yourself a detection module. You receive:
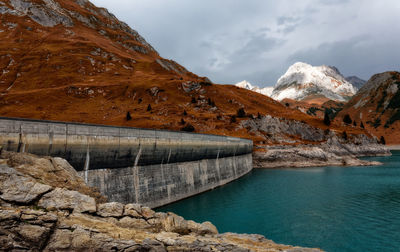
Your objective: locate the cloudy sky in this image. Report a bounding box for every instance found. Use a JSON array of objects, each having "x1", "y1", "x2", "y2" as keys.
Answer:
[{"x1": 91, "y1": 0, "x2": 400, "y2": 87}]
